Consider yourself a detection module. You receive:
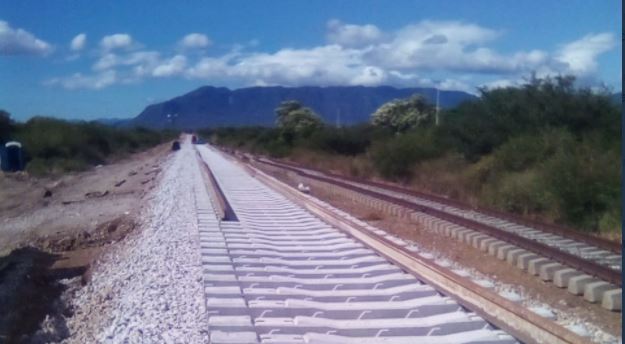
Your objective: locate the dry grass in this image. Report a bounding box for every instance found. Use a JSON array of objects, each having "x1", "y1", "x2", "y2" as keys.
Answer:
[
  {"x1": 278, "y1": 149, "x2": 621, "y2": 238},
  {"x1": 289, "y1": 150, "x2": 483, "y2": 209},
  {"x1": 287, "y1": 148, "x2": 375, "y2": 179},
  {"x1": 408, "y1": 154, "x2": 480, "y2": 204},
  {"x1": 597, "y1": 231, "x2": 622, "y2": 242}
]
